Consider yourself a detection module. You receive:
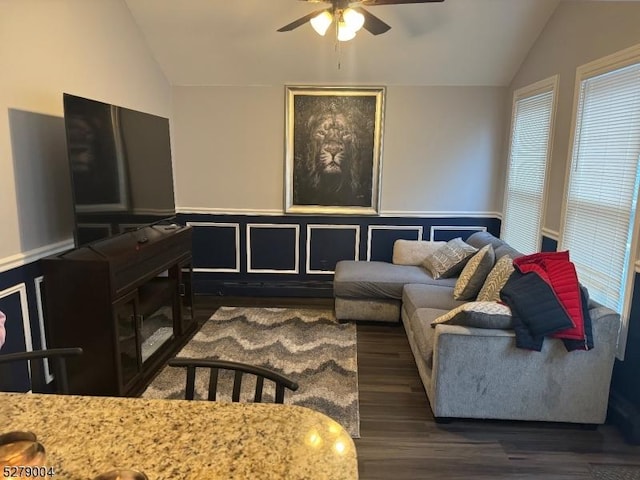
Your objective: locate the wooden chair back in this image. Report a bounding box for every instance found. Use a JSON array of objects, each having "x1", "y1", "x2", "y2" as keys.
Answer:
[
  {"x1": 168, "y1": 358, "x2": 298, "y2": 404},
  {"x1": 0, "y1": 347, "x2": 83, "y2": 394}
]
